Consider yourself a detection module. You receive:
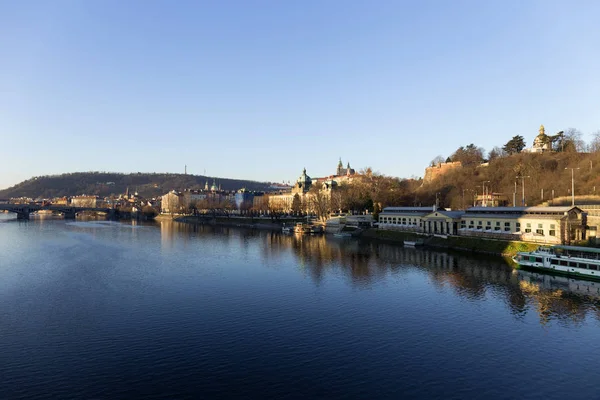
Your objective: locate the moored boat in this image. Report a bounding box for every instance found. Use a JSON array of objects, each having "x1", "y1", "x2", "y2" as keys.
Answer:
[
  {"x1": 282, "y1": 225, "x2": 293, "y2": 234},
  {"x1": 294, "y1": 223, "x2": 311, "y2": 234},
  {"x1": 513, "y1": 245, "x2": 600, "y2": 281}
]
